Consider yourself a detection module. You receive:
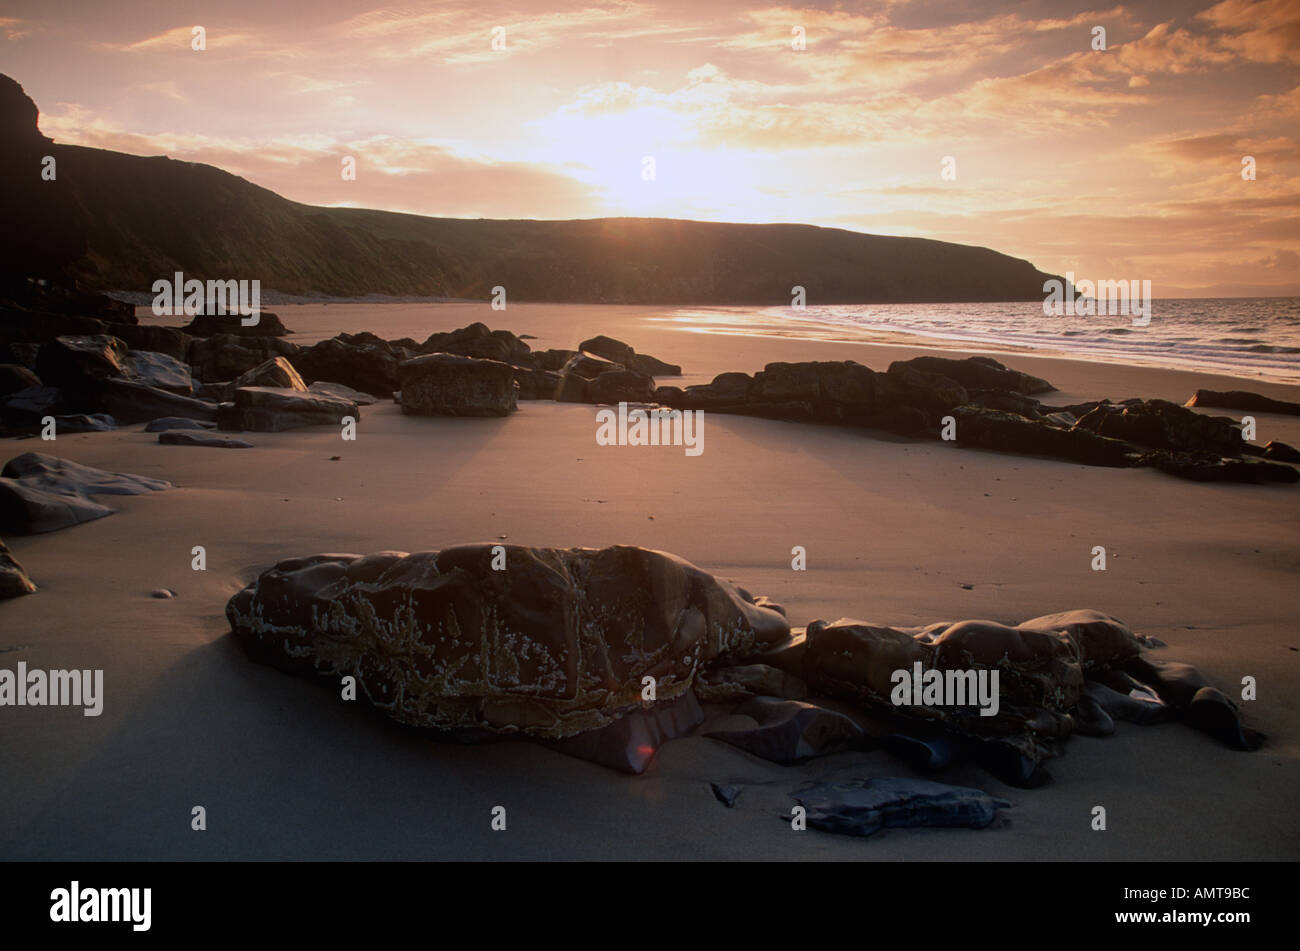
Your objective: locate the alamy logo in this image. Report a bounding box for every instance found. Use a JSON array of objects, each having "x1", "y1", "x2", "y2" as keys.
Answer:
[
  {"x1": 50, "y1": 881, "x2": 151, "y2": 931},
  {"x1": 0, "y1": 663, "x2": 103, "y2": 716},
  {"x1": 151, "y1": 271, "x2": 260, "y2": 326},
  {"x1": 890, "y1": 663, "x2": 1000, "y2": 717},
  {"x1": 1042, "y1": 272, "x2": 1151, "y2": 326},
  {"x1": 595, "y1": 402, "x2": 703, "y2": 456}
]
